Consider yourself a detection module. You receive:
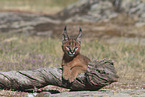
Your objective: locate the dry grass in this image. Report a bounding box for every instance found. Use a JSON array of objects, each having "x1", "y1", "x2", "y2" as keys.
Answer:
[{"x1": 0, "y1": 33, "x2": 145, "y2": 87}]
